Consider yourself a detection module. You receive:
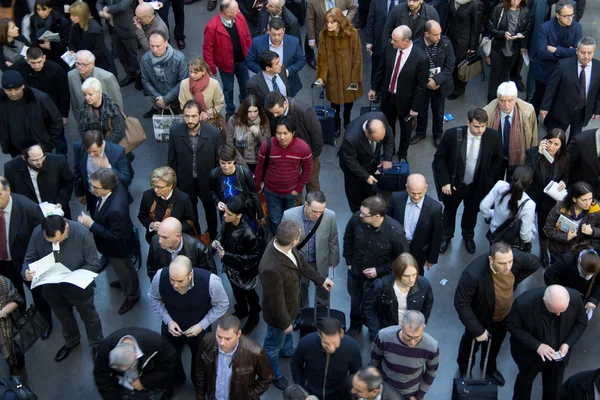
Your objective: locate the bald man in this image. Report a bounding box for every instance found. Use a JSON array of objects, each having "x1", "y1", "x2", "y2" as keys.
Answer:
[
  {"x1": 134, "y1": 3, "x2": 169, "y2": 56},
  {"x1": 506, "y1": 285, "x2": 588, "y2": 400},
  {"x1": 387, "y1": 174, "x2": 442, "y2": 275},
  {"x1": 146, "y1": 217, "x2": 216, "y2": 281},
  {"x1": 148, "y1": 255, "x2": 228, "y2": 386},
  {"x1": 338, "y1": 113, "x2": 394, "y2": 213}
]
